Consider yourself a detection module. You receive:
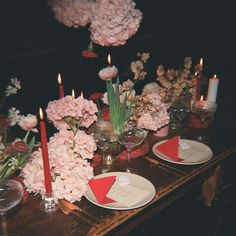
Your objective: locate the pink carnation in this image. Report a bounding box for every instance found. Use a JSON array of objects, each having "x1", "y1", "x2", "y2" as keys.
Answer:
[
  {"x1": 90, "y1": 0, "x2": 142, "y2": 46},
  {"x1": 48, "y1": 0, "x2": 94, "y2": 28},
  {"x1": 46, "y1": 96, "x2": 98, "y2": 130},
  {"x1": 22, "y1": 129, "x2": 95, "y2": 202}
]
